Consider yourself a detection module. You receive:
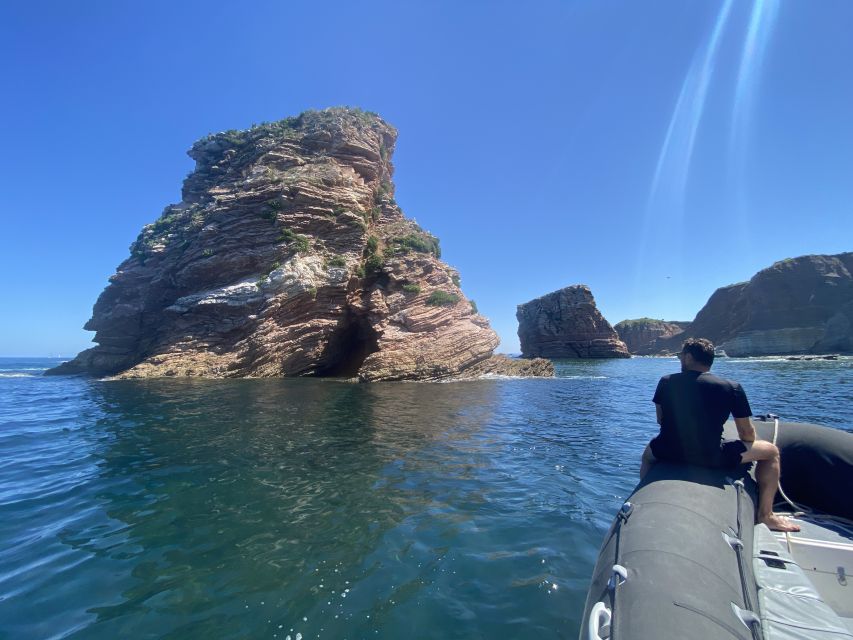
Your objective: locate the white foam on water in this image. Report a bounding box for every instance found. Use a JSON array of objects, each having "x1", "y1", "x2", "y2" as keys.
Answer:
[
  {"x1": 723, "y1": 357, "x2": 840, "y2": 364},
  {"x1": 0, "y1": 373, "x2": 37, "y2": 378},
  {"x1": 438, "y1": 373, "x2": 562, "y2": 383}
]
